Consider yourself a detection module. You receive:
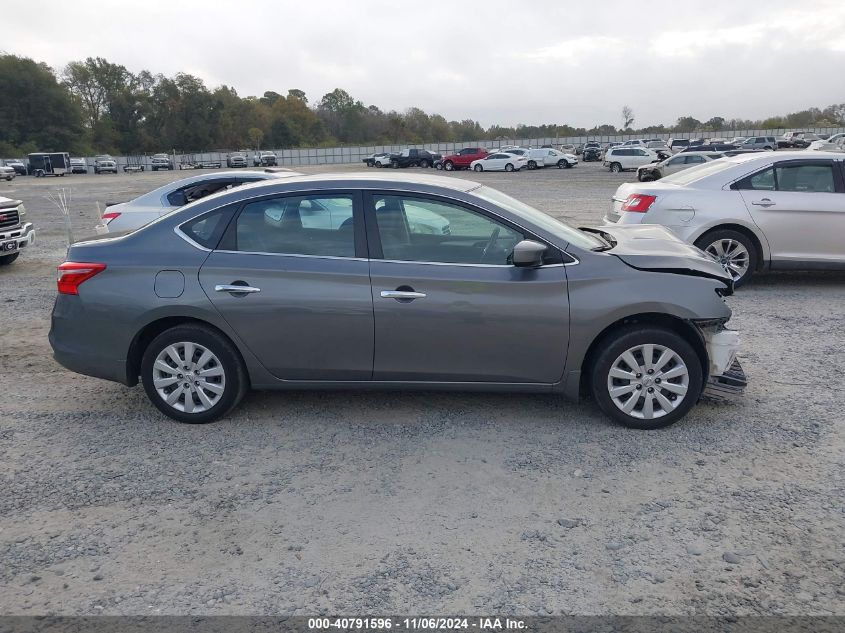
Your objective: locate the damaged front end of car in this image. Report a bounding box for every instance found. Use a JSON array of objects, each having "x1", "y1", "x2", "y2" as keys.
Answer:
[{"x1": 693, "y1": 319, "x2": 747, "y2": 402}]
